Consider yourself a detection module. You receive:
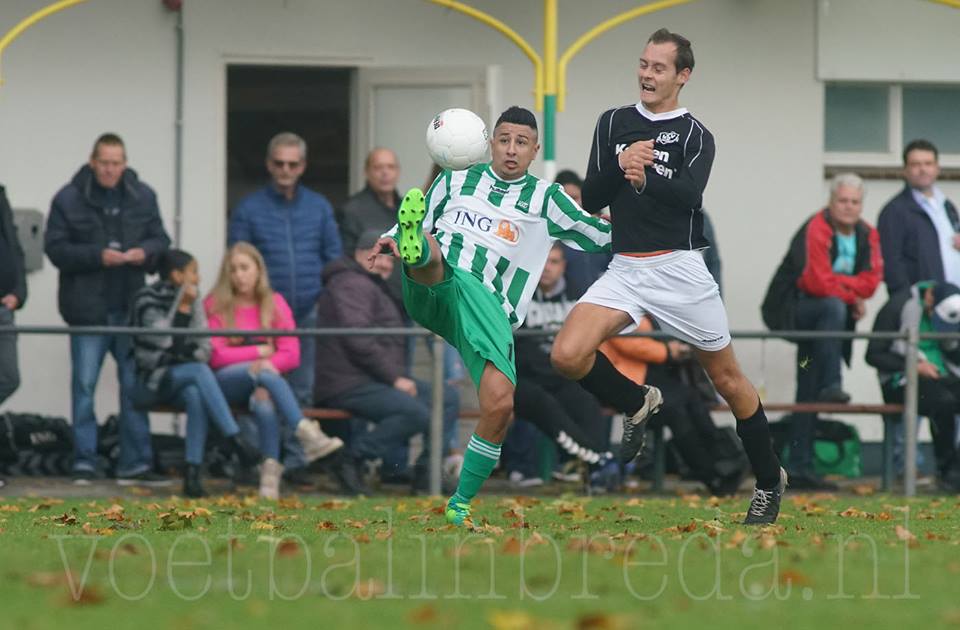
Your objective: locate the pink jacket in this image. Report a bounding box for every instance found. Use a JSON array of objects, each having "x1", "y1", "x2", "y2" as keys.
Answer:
[{"x1": 204, "y1": 293, "x2": 300, "y2": 373}]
